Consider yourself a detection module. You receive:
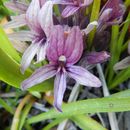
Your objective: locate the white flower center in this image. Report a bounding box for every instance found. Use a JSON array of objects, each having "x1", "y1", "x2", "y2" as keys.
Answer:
[{"x1": 59, "y1": 55, "x2": 66, "y2": 62}]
